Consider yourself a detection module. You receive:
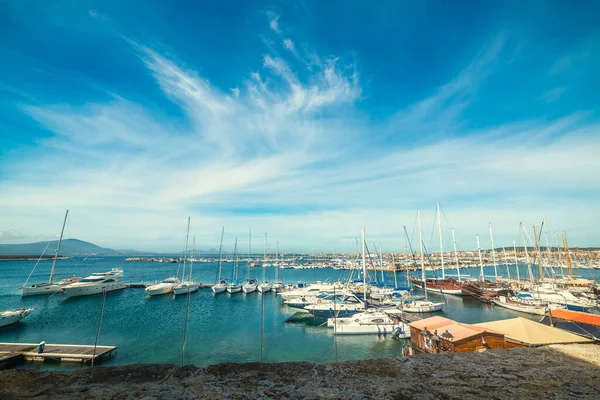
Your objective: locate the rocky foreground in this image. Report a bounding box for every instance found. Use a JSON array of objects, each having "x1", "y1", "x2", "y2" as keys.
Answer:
[{"x1": 1, "y1": 344, "x2": 599, "y2": 399}]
